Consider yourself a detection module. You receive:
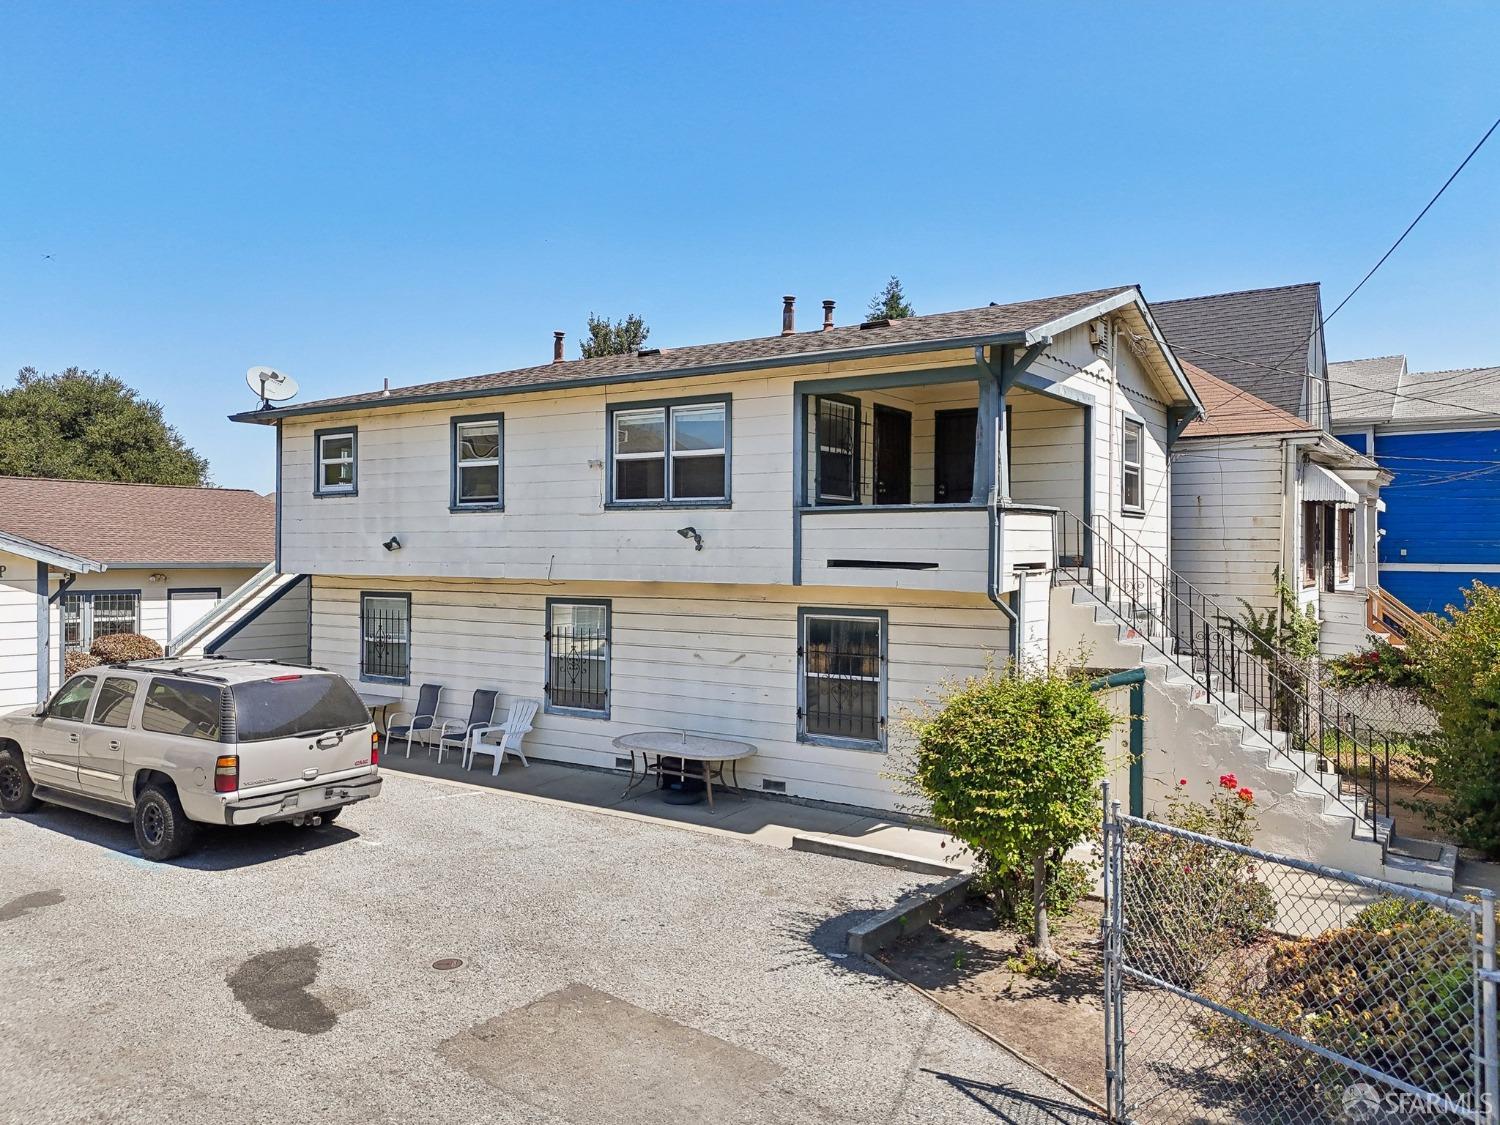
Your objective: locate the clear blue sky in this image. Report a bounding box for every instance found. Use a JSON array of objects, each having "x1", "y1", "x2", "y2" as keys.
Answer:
[{"x1": 2, "y1": 2, "x2": 1497, "y2": 492}]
